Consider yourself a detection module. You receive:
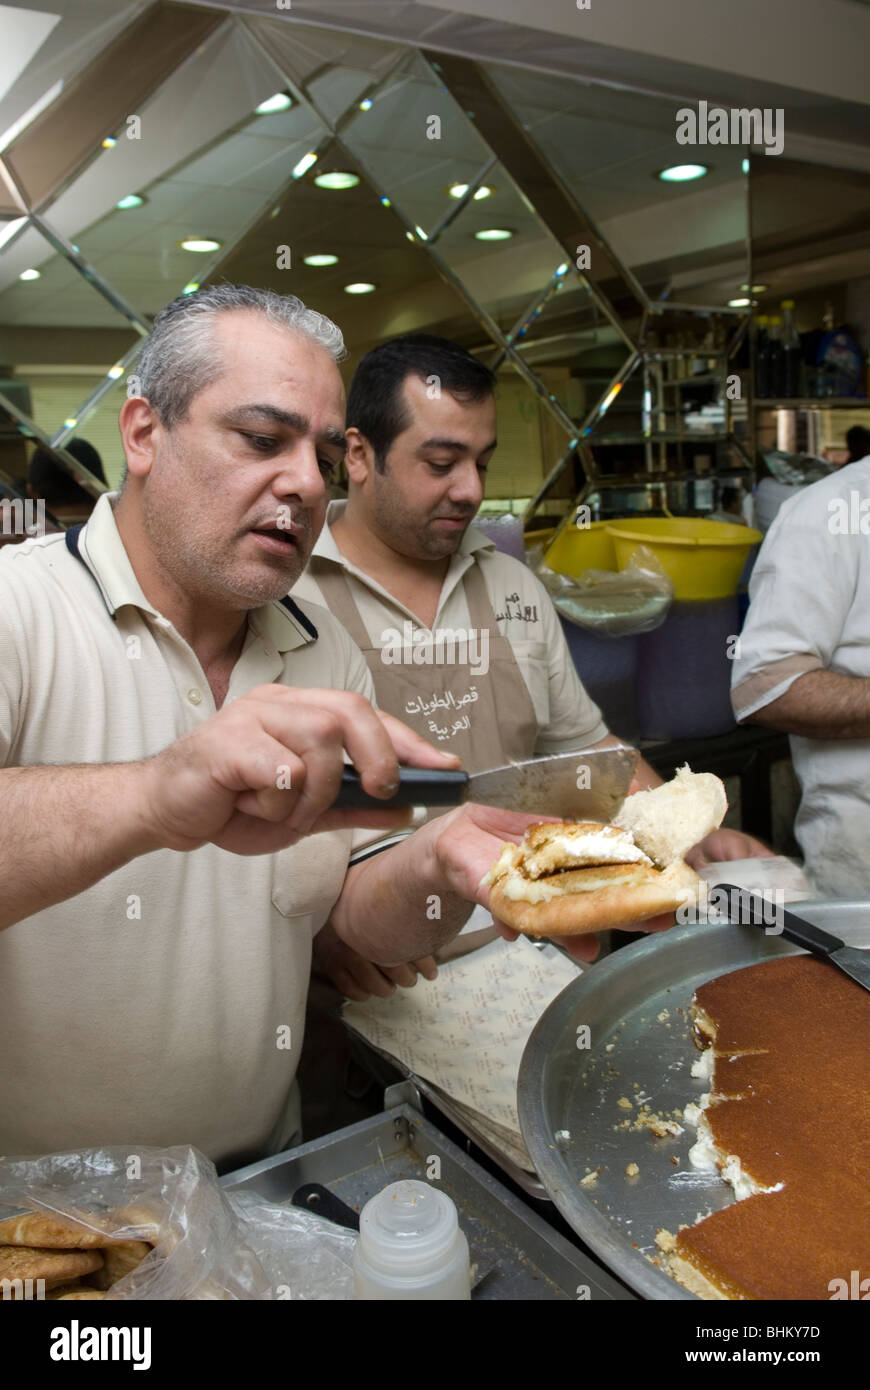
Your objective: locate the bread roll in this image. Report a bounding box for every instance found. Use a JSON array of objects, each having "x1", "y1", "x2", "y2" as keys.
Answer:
[{"x1": 483, "y1": 767, "x2": 725, "y2": 937}]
